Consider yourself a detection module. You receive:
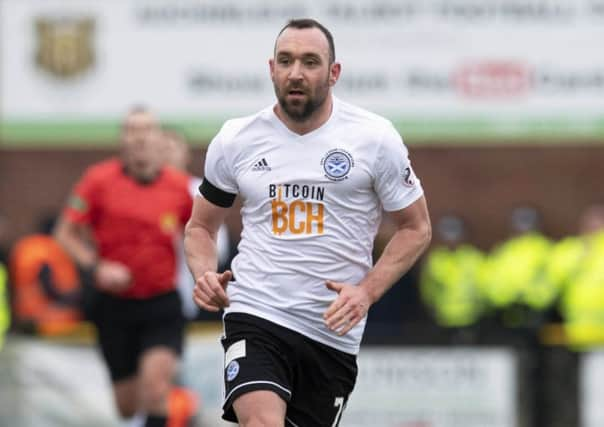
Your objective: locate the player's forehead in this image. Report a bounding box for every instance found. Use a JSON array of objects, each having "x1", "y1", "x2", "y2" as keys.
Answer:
[
  {"x1": 275, "y1": 27, "x2": 330, "y2": 60},
  {"x1": 124, "y1": 111, "x2": 157, "y2": 129}
]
